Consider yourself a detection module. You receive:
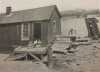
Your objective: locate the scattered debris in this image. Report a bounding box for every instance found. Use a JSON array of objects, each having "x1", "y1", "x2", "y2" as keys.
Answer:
[{"x1": 50, "y1": 35, "x2": 100, "y2": 72}]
